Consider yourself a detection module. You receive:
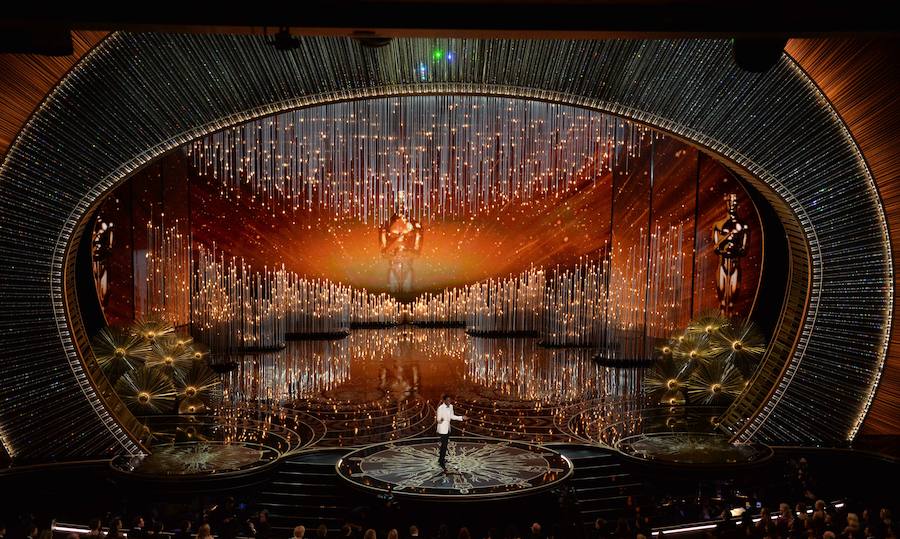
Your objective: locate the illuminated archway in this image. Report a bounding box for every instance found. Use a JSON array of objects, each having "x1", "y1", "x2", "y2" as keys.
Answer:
[{"x1": 0, "y1": 33, "x2": 889, "y2": 459}]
